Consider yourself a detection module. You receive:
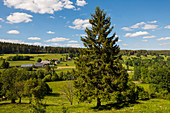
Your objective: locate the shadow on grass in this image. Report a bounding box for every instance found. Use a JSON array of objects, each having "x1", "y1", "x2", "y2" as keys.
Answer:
[
  {"x1": 91, "y1": 102, "x2": 140, "y2": 110},
  {"x1": 47, "y1": 93, "x2": 60, "y2": 97}
]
